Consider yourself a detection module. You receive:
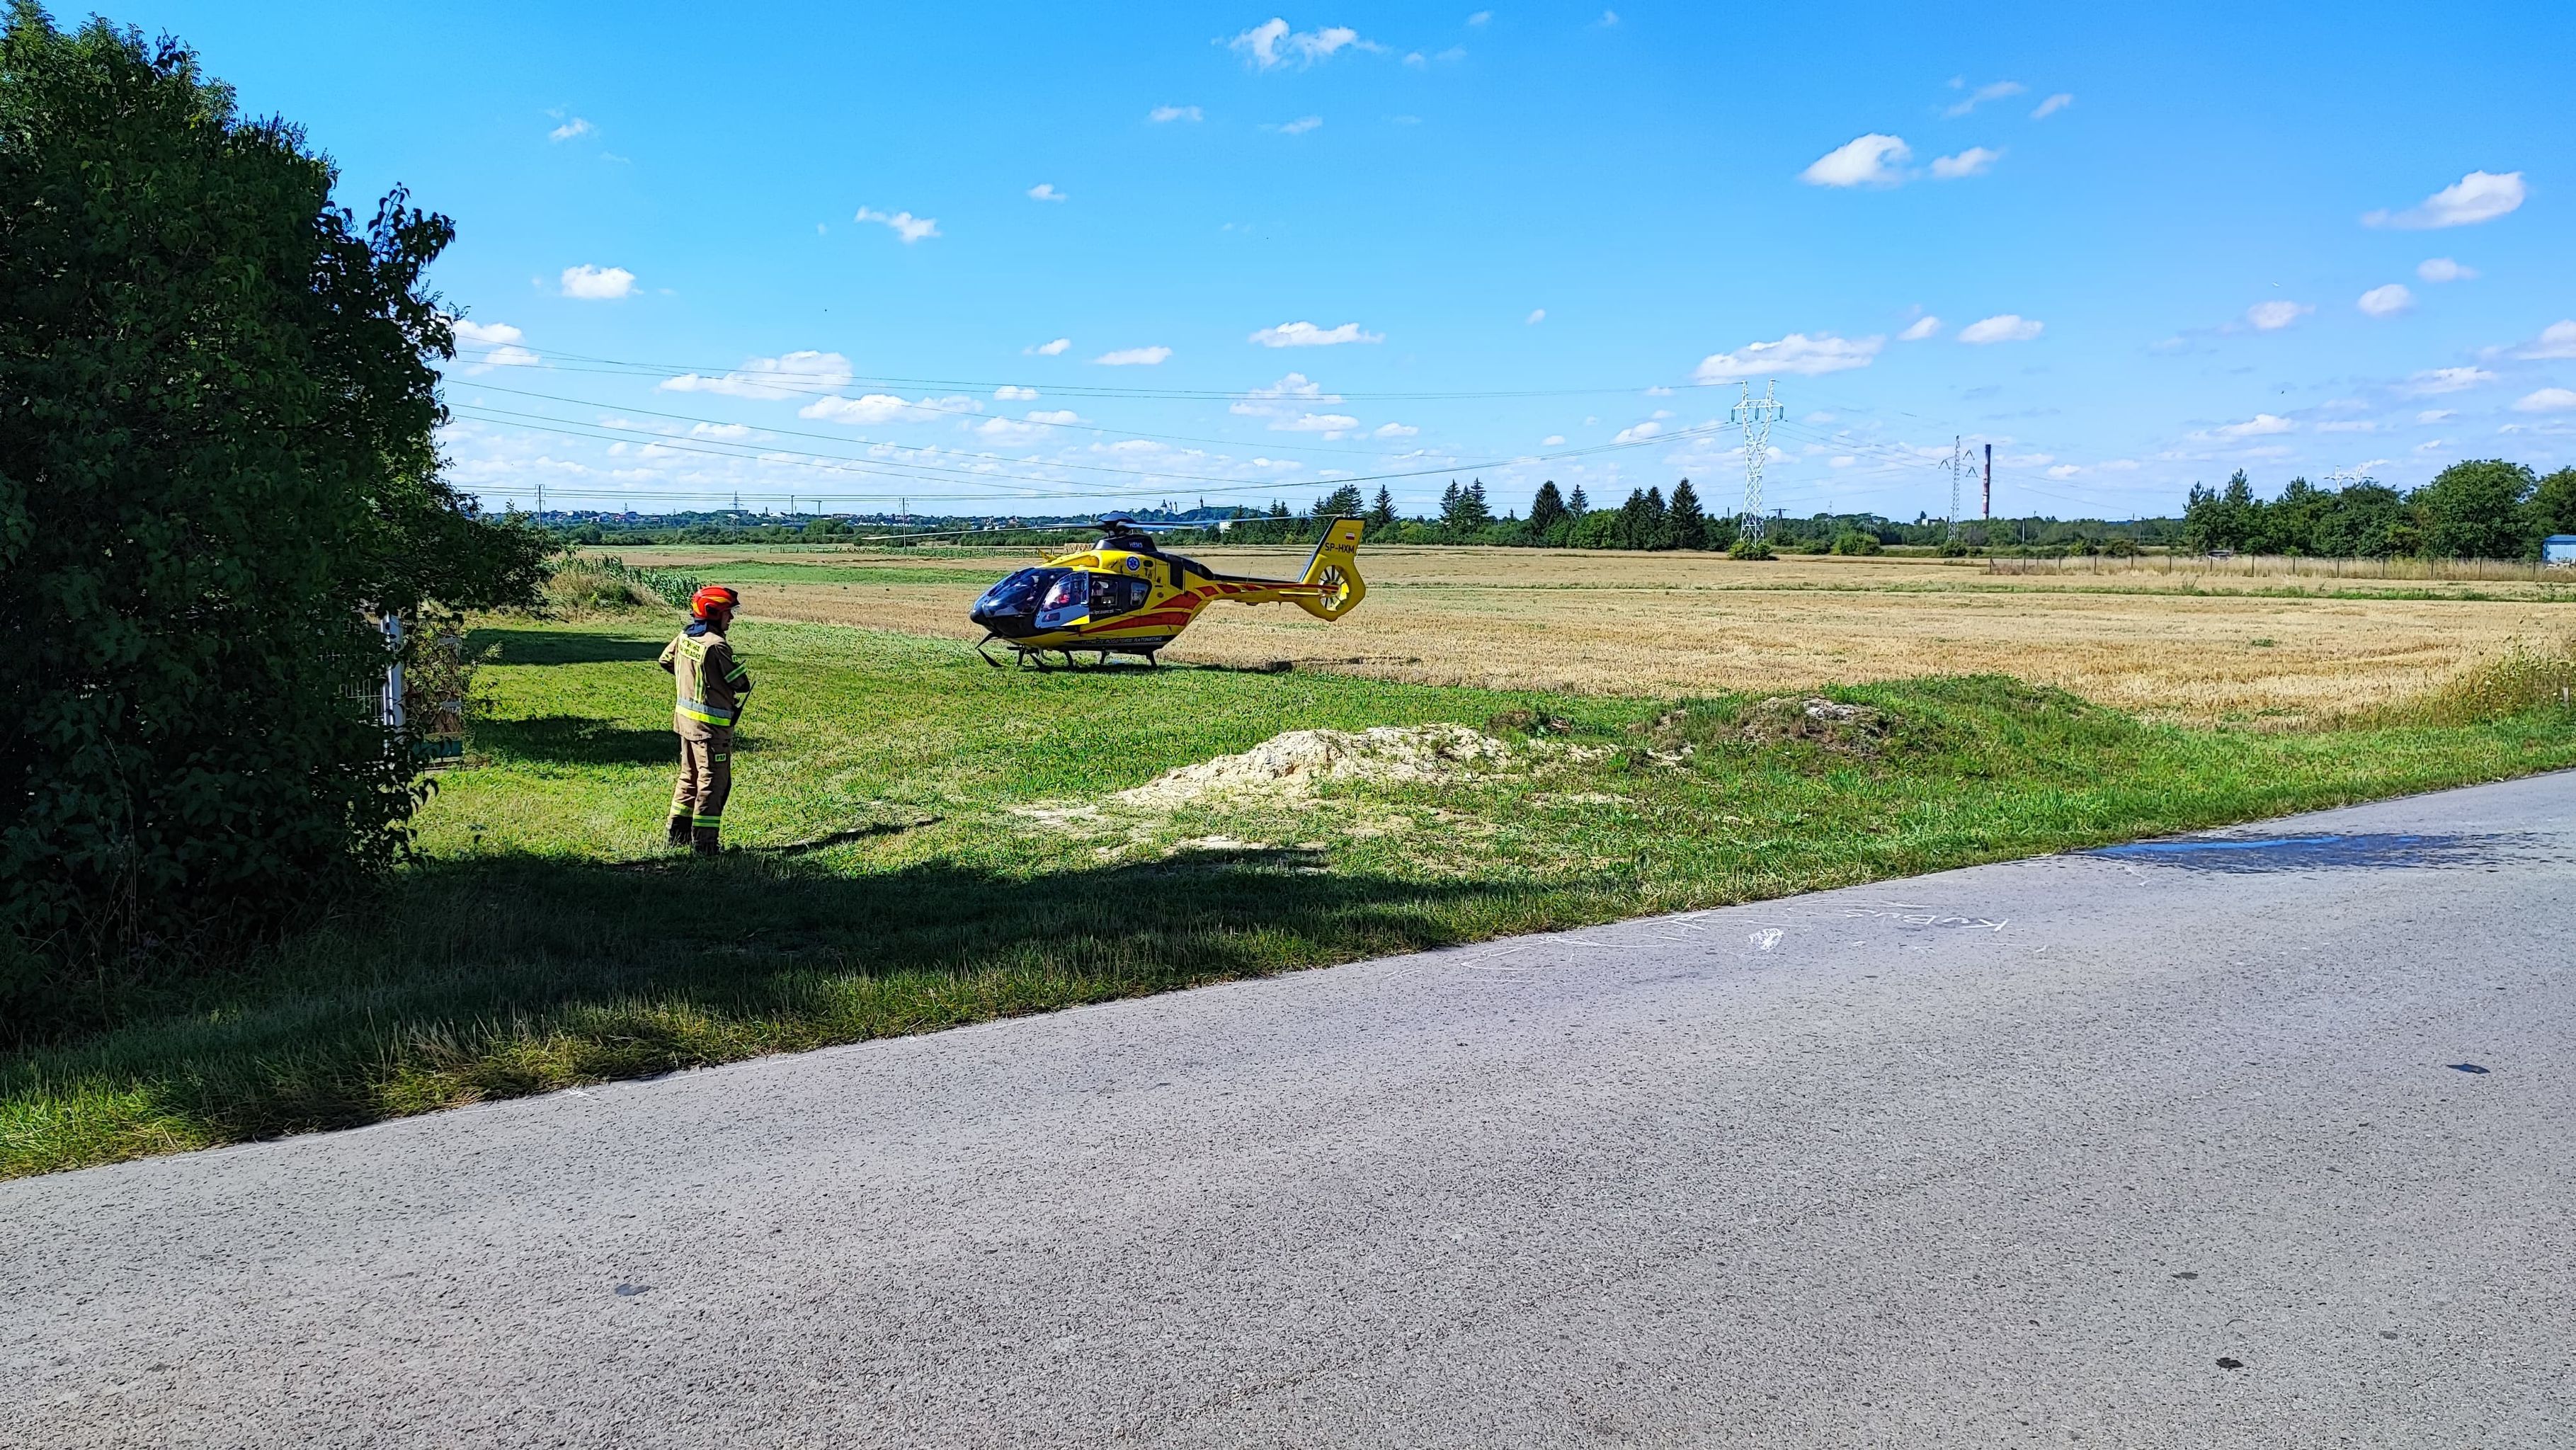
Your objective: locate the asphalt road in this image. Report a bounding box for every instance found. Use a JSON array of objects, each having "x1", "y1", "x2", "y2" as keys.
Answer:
[{"x1": 7, "y1": 773, "x2": 2573, "y2": 1449}]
